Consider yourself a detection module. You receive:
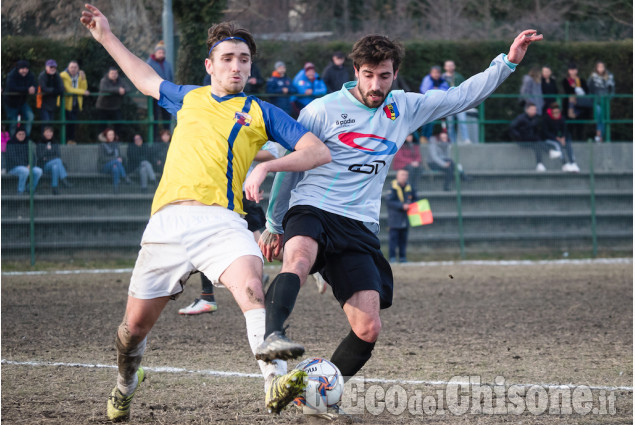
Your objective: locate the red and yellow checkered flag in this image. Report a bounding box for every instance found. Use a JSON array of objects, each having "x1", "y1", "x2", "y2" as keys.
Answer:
[{"x1": 407, "y1": 199, "x2": 433, "y2": 227}]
